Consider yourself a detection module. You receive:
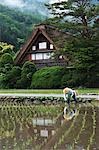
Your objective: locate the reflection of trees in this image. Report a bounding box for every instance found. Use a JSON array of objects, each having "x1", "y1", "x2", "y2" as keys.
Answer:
[{"x1": 0, "y1": 102, "x2": 62, "y2": 149}]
